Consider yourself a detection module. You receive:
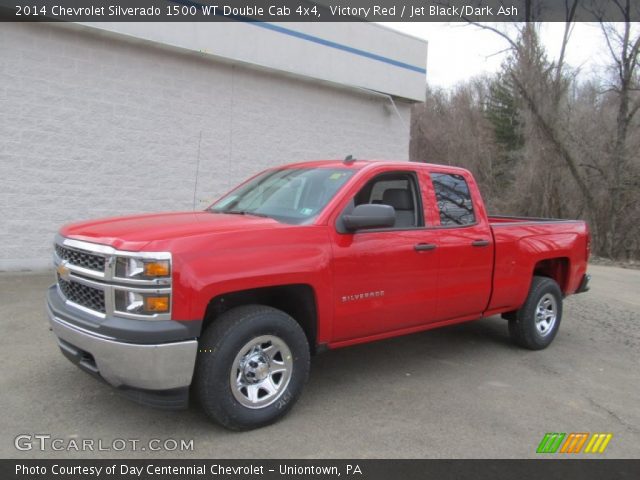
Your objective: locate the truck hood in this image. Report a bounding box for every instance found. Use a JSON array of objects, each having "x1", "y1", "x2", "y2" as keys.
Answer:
[{"x1": 60, "y1": 211, "x2": 284, "y2": 251}]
